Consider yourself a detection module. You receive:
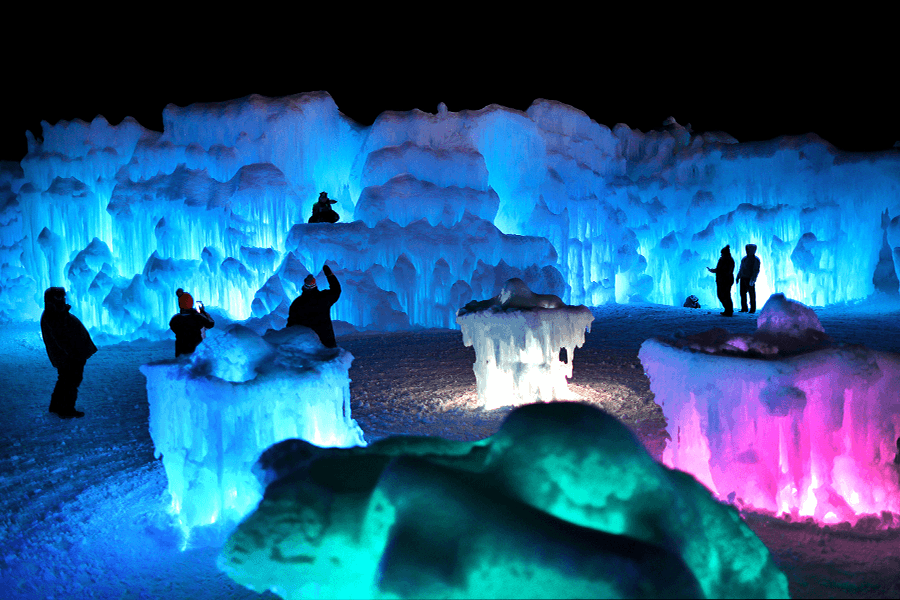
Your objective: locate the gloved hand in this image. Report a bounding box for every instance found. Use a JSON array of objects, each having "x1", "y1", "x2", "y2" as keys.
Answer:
[
  {"x1": 323, "y1": 264, "x2": 333, "y2": 276},
  {"x1": 749, "y1": 279, "x2": 755, "y2": 287}
]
